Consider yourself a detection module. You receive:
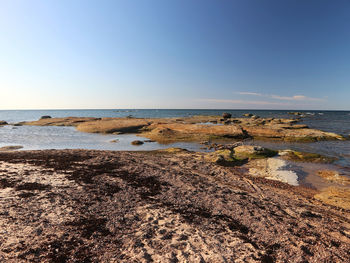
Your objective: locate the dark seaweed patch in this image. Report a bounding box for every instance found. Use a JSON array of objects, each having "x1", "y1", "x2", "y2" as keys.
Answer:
[
  {"x1": 0, "y1": 178, "x2": 18, "y2": 188},
  {"x1": 65, "y1": 216, "x2": 111, "y2": 239},
  {"x1": 15, "y1": 182, "x2": 51, "y2": 191},
  {"x1": 18, "y1": 192, "x2": 36, "y2": 198}
]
